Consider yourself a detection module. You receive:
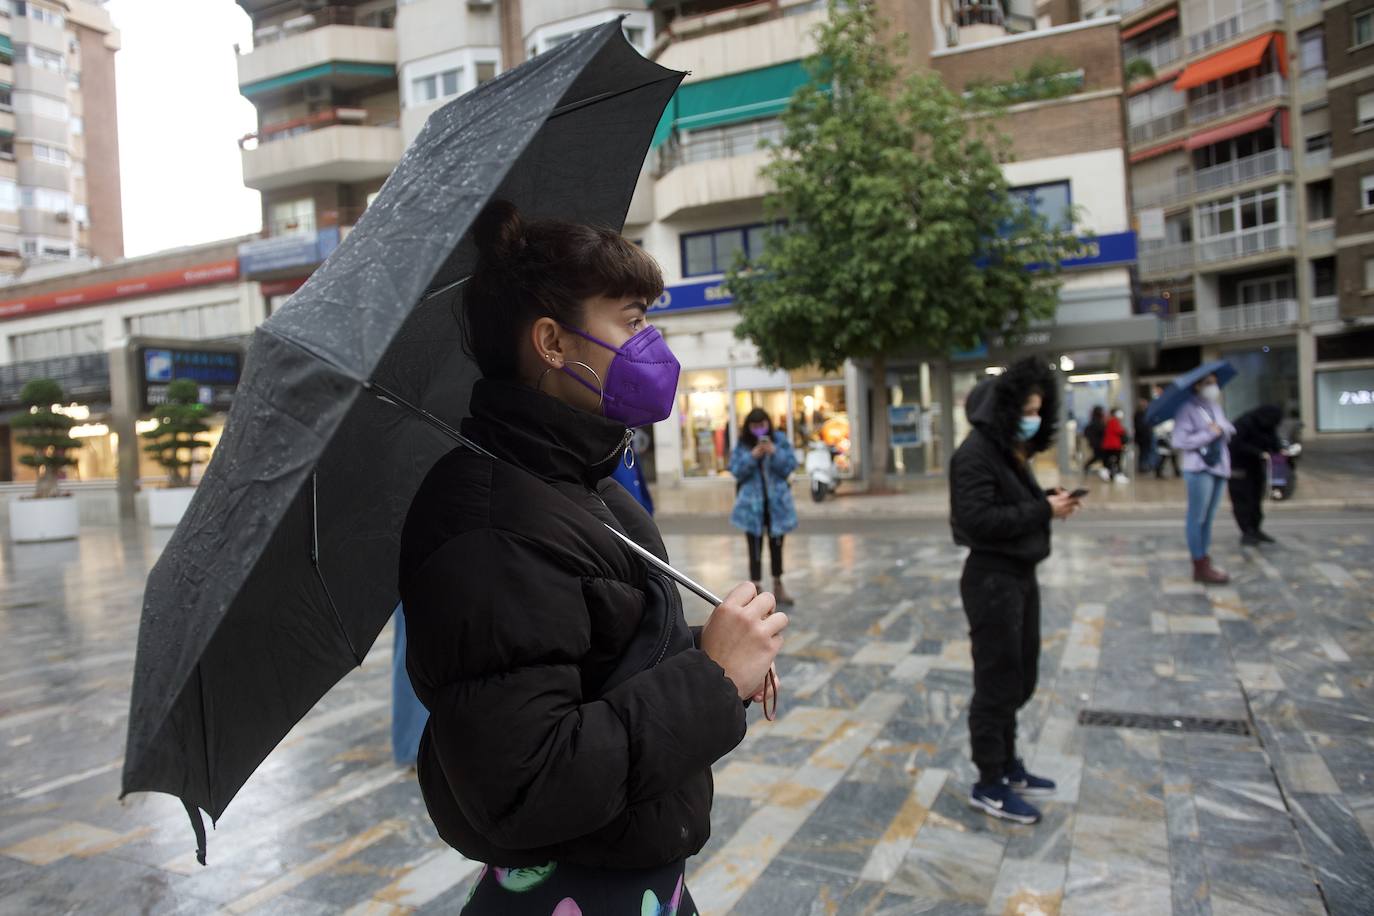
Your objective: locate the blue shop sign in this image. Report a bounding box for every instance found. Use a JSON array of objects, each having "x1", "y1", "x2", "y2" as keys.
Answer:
[
  {"x1": 1058, "y1": 231, "x2": 1136, "y2": 270},
  {"x1": 650, "y1": 278, "x2": 734, "y2": 315},
  {"x1": 238, "y1": 226, "x2": 341, "y2": 275}
]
